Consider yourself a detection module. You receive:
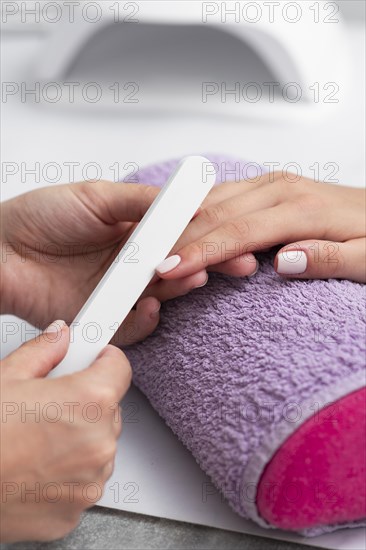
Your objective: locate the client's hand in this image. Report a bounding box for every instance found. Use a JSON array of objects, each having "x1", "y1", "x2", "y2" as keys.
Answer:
[
  {"x1": 0, "y1": 181, "x2": 207, "y2": 343},
  {"x1": 155, "y1": 174, "x2": 366, "y2": 284},
  {"x1": 0, "y1": 323, "x2": 130, "y2": 542}
]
